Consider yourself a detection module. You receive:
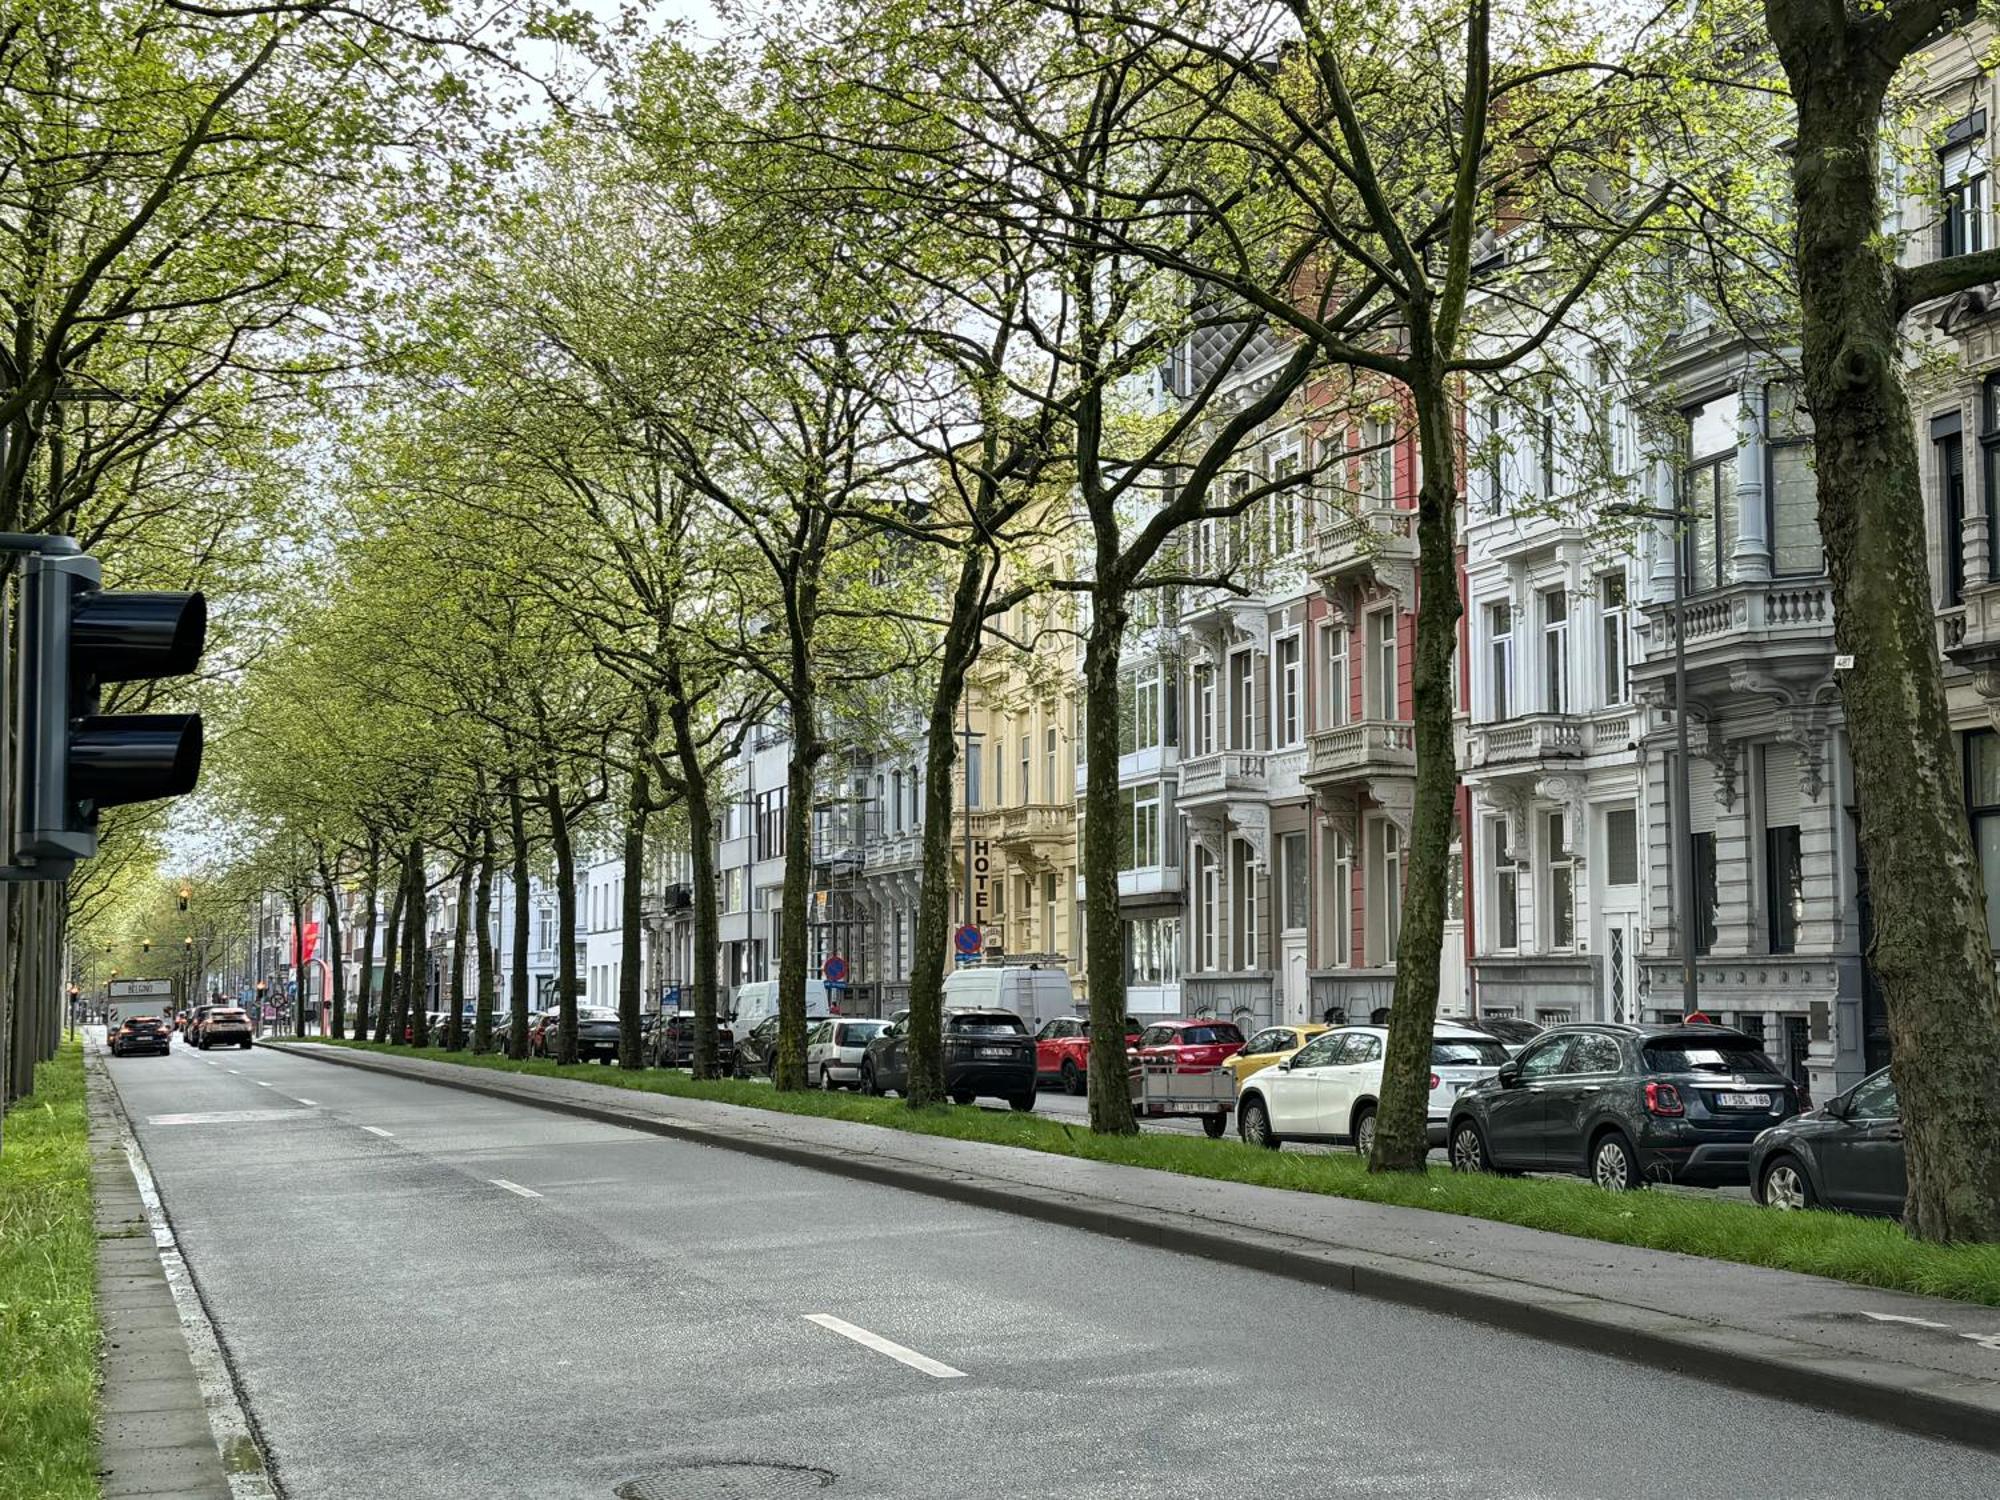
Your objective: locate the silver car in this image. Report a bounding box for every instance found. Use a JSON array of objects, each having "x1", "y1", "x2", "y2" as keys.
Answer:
[{"x1": 806, "y1": 1017, "x2": 889, "y2": 1090}]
